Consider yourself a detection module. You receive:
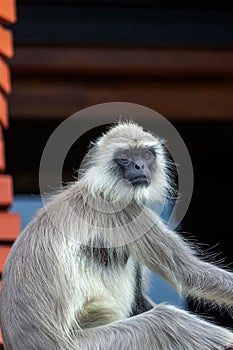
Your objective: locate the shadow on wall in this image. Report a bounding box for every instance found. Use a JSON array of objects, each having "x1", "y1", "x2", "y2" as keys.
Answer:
[{"x1": 10, "y1": 195, "x2": 185, "y2": 309}]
